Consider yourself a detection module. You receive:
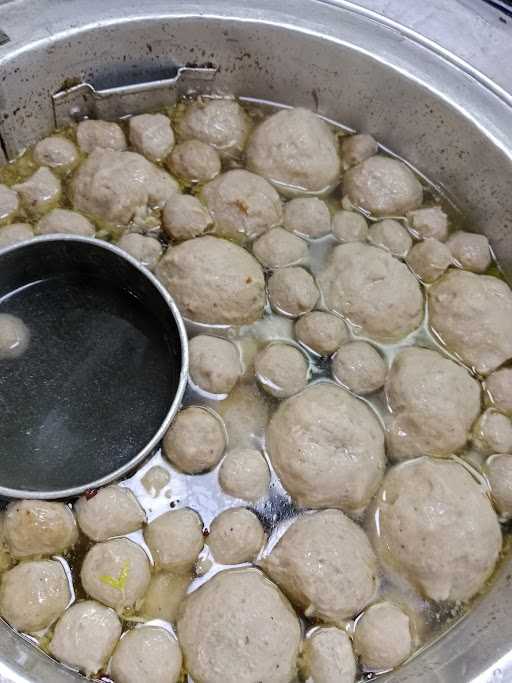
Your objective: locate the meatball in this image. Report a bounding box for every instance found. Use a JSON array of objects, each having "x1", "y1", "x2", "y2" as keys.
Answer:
[
  {"x1": 259, "y1": 510, "x2": 378, "y2": 623},
  {"x1": 219, "y1": 448, "x2": 271, "y2": 502},
  {"x1": 178, "y1": 568, "x2": 301, "y2": 683},
  {"x1": 33, "y1": 135, "x2": 79, "y2": 172},
  {"x1": 447, "y1": 230, "x2": 491, "y2": 273},
  {"x1": 207, "y1": 508, "x2": 265, "y2": 564},
  {"x1": 473, "y1": 409, "x2": 512, "y2": 455},
  {"x1": 354, "y1": 601, "x2": 412, "y2": 671},
  {"x1": 331, "y1": 210, "x2": 368, "y2": 243},
  {"x1": 255, "y1": 342, "x2": 309, "y2": 398},
  {"x1": 333, "y1": 341, "x2": 387, "y2": 395},
  {"x1": 247, "y1": 107, "x2": 341, "y2": 196},
  {"x1": 295, "y1": 311, "x2": 349, "y2": 356},
  {"x1": 218, "y1": 382, "x2": 270, "y2": 449},
  {"x1": 267, "y1": 382, "x2": 385, "y2": 510},
  {"x1": 139, "y1": 571, "x2": 191, "y2": 622},
  {"x1": 318, "y1": 242, "x2": 424, "y2": 342},
  {"x1": 0, "y1": 559, "x2": 70, "y2": 632},
  {"x1": 162, "y1": 193, "x2": 212, "y2": 240},
  {"x1": 141, "y1": 466, "x2": 170, "y2": 497},
  {"x1": 283, "y1": 197, "x2": 331, "y2": 238},
  {"x1": 129, "y1": 113, "x2": 175, "y2": 162},
  {"x1": 406, "y1": 206, "x2": 448, "y2": 241},
  {"x1": 341, "y1": 133, "x2": 378, "y2": 169},
  {"x1": 75, "y1": 485, "x2": 145, "y2": 542},
  {"x1": 0, "y1": 314, "x2": 30, "y2": 360},
  {"x1": 111, "y1": 626, "x2": 182, "y2": 683},
  {"x1": 49, "y1": 600, "x2": 121, "y2": 676},
  {"x1": 144, "y1": 508, "x2": 204, "y2": 574},
  {"x1": 485, "y1": 454, "x2": 512, "y2": 519},
  {"x1": 163, "y1": 406, "x2": 226, "y2": 474},
  {"x1": 0, "y1": 223, "x2": 33, "y2": 248},
  {"x1": 36, "y1": 208, "x2": 95, "y2": 236},
  {"x1": 0, "y1": 514, "x2": 12, "y2": 574},
  {"x1": 368, "y1": 219, "x2": 412, "y2": 257},
  {"x1": 189, "y1": 335, "x2": 241, "y2": 395},
  {"x1": 117, "y1": 233, "x2": 163, "y2": 270},
  {"x1": 252, "y1": 227, "x2": 308, "y2": 269},
  {"x1": 156, "y1": 236, "x2": 265, "y2": 325},
  {"x1": 405, "y1": 237, "x2": 451, "y2": 282},
  {"x1": 76, "y1": 120, "x2": 127, "y2": 153},
  {"x1": 13, "y1": 167, "x2": 61, "y2": 215},
  {"x1": 369, "y1": 457, "x2": 501, "y2": 601},
  {"x1": 302, "y1": 627, "x2": 357, "y2": 683},
  {"x1": 268, "y1": 267, "x2": 319, "y2": 317},
  {"x1": 429, "y1": 269, "x2": 512, "y2": 375},
  {"x1": 385, "y1": 347, "x2": 481, "y2": 460},
  {"x1": 0, "y1": 184, "x2": 18, "y2": 222},
  {"x1": 486, "y1": 367, "x2": 512, "y2": 415},
  {"x1": 80, "y1": 537, "x2": 151, "y2": 612},
  {"x1": 167, "y1": 139, "x2": 221, "y2": 183}
]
